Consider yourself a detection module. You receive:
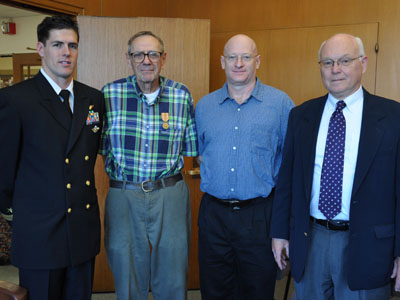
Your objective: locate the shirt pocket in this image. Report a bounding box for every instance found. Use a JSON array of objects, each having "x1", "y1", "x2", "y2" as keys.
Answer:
[{"x1": 159, "y1": 127, "x2": 184, "y2": 156}]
